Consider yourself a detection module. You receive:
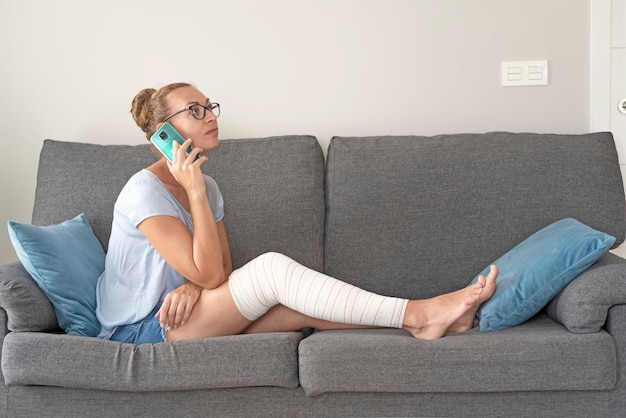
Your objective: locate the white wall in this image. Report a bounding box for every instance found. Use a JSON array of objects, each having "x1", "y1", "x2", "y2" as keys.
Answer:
[{"x1": 0, "y1": 0, "x2": 592, "y2": 263}]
